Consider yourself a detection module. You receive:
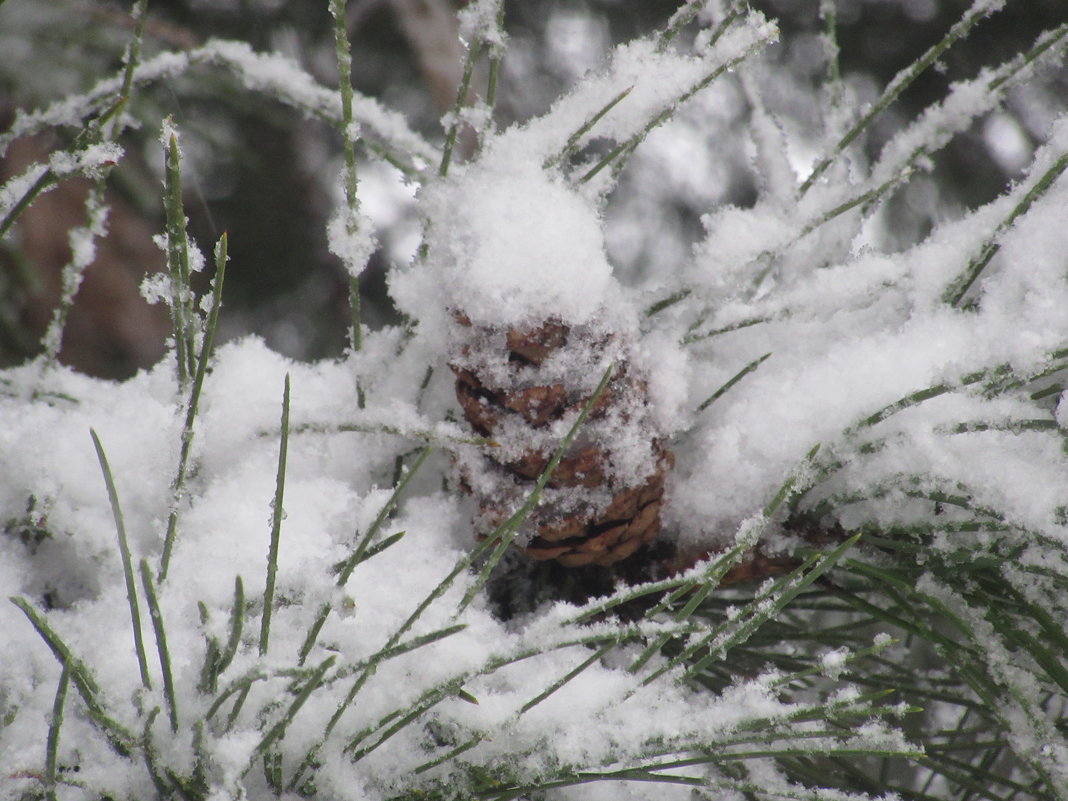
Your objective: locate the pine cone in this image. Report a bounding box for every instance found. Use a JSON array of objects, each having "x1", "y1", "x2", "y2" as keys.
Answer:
[{"x1": 449, "y1": 311, "x2": 672, "y2": 567}]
